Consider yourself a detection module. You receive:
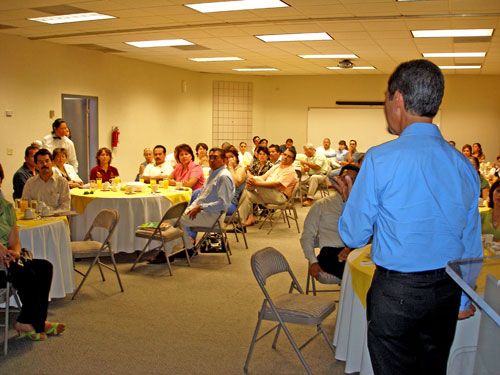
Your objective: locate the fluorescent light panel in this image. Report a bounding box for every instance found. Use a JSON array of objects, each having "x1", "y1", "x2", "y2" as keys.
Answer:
[
  {"x1": 185, "y1": 0, "x2": 288, "y2": 13},
  {"x1": 233, "y1": 68, "x2": 278, "y2": 71},
  {"x1": 327, "y1": 66, "x2": 375, "y2": 70},
  {"x1": 125, "y1": 39, "x2": 194, "y2": 48},
  {"x1": 422, "y1": 52, "x2": 486, "y2": 58},
  {"x1": 256, "y1": 32, "x2": 333, "y2": 42},
  {"x1": 412, "y1": 29, "x2": 494, "y2": 38},
  {"x1": 299, "y1": 54, "x2": 358, "y2": 59},
  {"x1": 439, "y1": 65, "x2": 481, "y2": 69},
  {"x1": 28, "y1": 12, "x2": 115, "y2": 24},
  {"x1": 189, "y1": 57, "x2": 243, "y2": 62}
]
